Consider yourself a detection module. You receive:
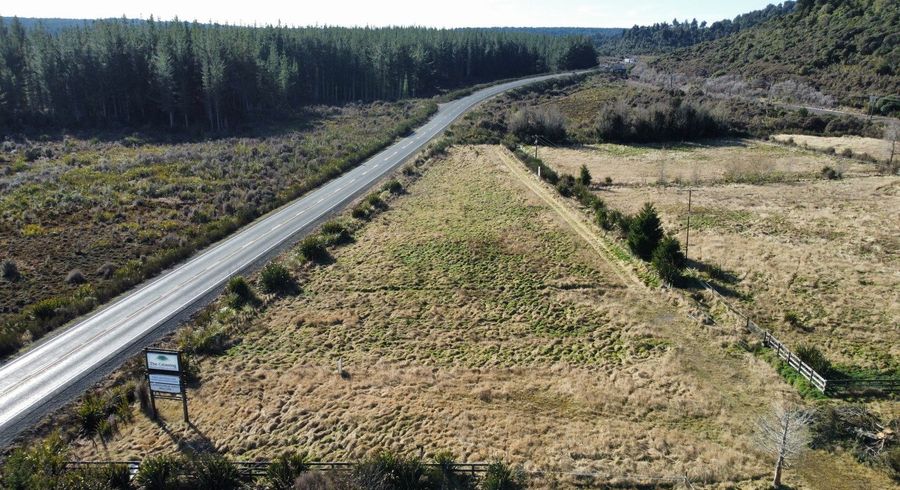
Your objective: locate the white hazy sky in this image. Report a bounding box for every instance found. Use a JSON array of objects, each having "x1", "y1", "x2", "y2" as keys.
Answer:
[{"x1": 2, "y1": 1, "x2": 779, "y2": 28}]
